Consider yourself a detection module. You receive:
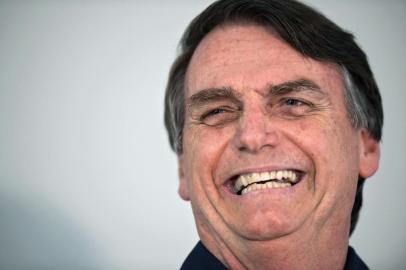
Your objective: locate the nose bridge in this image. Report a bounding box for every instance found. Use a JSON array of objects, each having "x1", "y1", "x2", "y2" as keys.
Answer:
[{"x1": 233, "y1": 102, "x2": 278, "y2": 153}]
